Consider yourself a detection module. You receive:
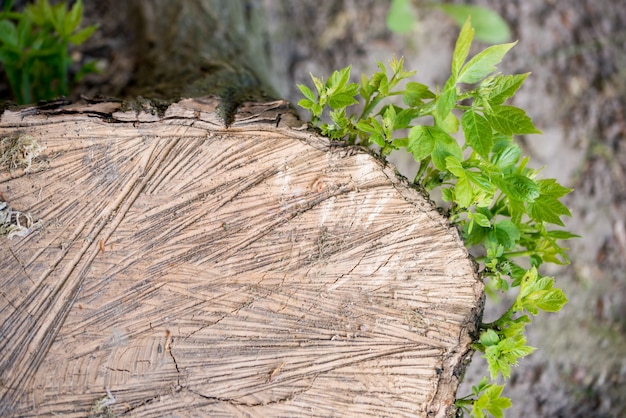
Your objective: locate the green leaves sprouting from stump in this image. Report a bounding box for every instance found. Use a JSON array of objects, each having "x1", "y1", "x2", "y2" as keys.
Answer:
[{"x1": 299, "y1": 19, "x2": 576, "y2": 418}]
